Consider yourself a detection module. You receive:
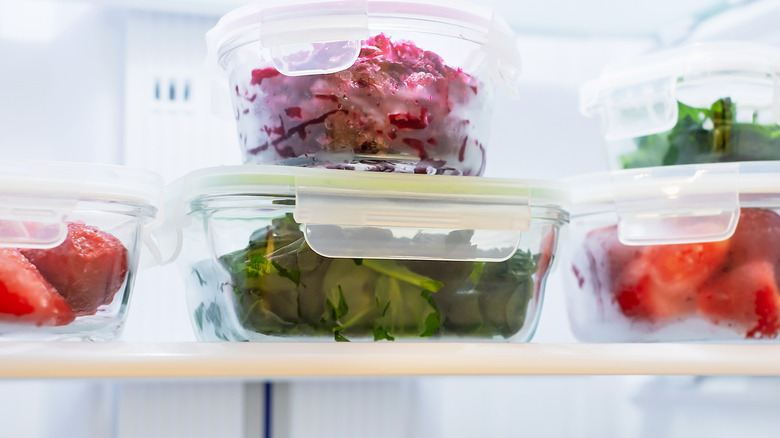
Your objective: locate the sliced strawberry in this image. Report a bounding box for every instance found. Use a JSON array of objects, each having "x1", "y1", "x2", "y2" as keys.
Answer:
[
  {"x1": 727, "y1": 209, "x2": 780, "y2": 265},
  {"x1": 613, "y1": 257, "x2": 697, "y2": 321},
  {"x1": 698, "y1": 261, "x2": 780, "y2": 338},
  {"x1": 643, "y1": 239, "x2": 730, "y2": 286},
  {"x1": 22, "y1": 222, "x2": 128, "y2": 316},
  {"x1": 0, "y1": 248, "x2": 75, "y2": 326},
  {"x1": 534, "y1": 229, "x2": 556, "y2": 295},
  {"x1": 611, "y1": 240, "x2": 729, "y2": 322}
]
